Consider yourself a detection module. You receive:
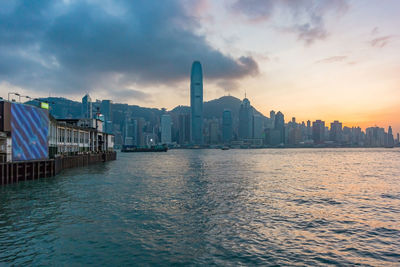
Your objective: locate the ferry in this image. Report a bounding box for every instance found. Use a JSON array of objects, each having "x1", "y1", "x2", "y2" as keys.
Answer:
[{"x1": 121, "y1": 144, "x2": 168, "y2": 152}]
